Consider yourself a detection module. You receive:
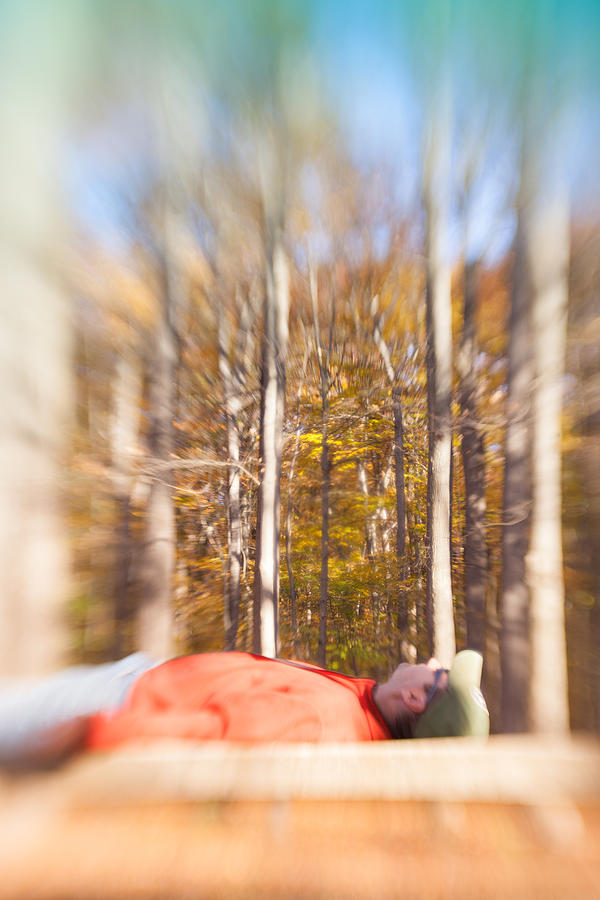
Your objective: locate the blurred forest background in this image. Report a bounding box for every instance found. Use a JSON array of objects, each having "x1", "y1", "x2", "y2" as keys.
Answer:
[{"x1": 0, "y1": 0, "x2": 599, "y2": 735}]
